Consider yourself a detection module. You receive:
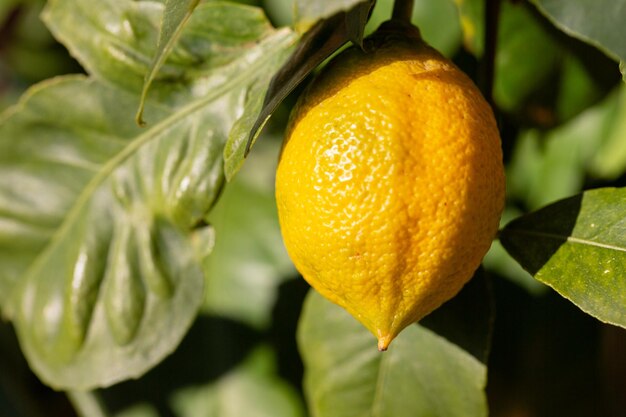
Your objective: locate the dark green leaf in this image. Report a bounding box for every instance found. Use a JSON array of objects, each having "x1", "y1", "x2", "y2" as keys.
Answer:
[
  {"x1": 500, "y1": 187, "x2": 626, "y2": 328},
  {"x1": 225, "y1": 2, "x2": 374, "y2": 179},
  {"x1": 532, "y1": 0, "x2": 626, "y2": 76},
  {"x1": 483, "y1": 208, "x2": 545, "y2": 294},
  {"x1": 420, "y1": 270, "x2": 493, "y2": 364},
  {"x1": 298, "y1": 291, "x2": 488, "y2": 417},
  {"x1": 136, "y1": 0, "x2": 201, "y2": 125}
]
